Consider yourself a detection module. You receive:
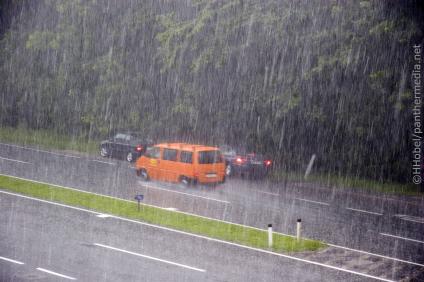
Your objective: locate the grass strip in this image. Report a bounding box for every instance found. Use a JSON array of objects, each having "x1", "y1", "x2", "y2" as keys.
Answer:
[
  {"x1": 0, "y1": 175, "x2": 325, "y2": 253},
  {"x1": 0, "y1": 126, "x2": 98, "y2": 154},
  {"x1": 270, "y1": 171, "x2": 422, "y2": 196}
]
